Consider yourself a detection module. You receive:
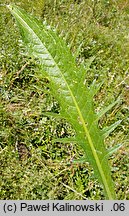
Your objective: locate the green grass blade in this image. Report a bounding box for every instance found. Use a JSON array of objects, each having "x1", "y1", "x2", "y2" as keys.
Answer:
[{"x1": 8, "y1": 4, "x2": 117, "y2": 199}]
